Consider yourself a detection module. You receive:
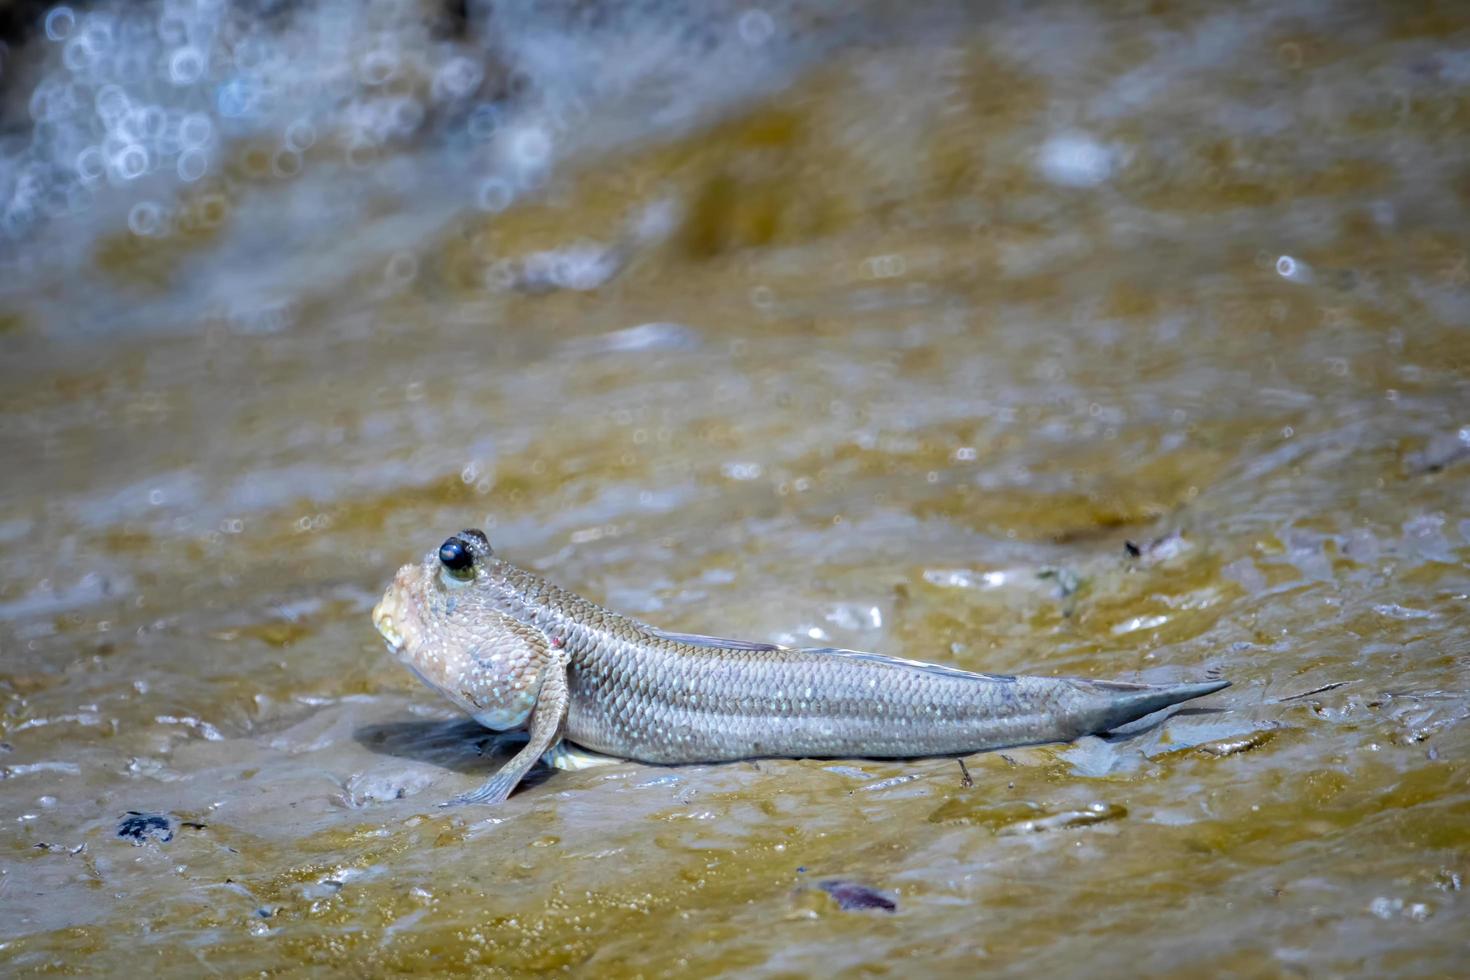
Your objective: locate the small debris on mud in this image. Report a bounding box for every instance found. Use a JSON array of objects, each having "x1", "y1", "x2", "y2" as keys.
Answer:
[
  {"x1": 1278, "y1": 681, "x2": 1350, "y2": 702},
  {"x1": 1124, "y1": 531, "x2": 1188, "y2": 564},
  {"x1": 818, "y1": 880, "x2": 897, "y2": 912},
  {"x1": 1403, "y1": 427, "x2": 1470, "y2": 475},
  {"x1": 1195, "y1": 729, "x2": 1278, "y2": 757},
  {"x1": 998, "y1": 802, "x2": 1127, "y2": 836},
  {"x1": 1036, "y1": 567, "x2": 1081, "y2": 598},
  {"x1": 117, "y1": 811, "x2": 173, "y2": 845}
]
